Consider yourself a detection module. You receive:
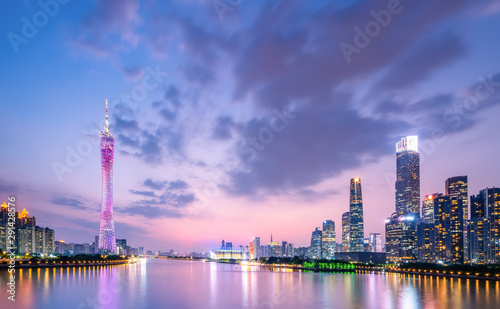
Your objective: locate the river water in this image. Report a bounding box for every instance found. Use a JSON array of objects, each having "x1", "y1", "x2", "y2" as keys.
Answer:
[{"x1": 1, "y1": 259, "x2": 499, "y2": 308}]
